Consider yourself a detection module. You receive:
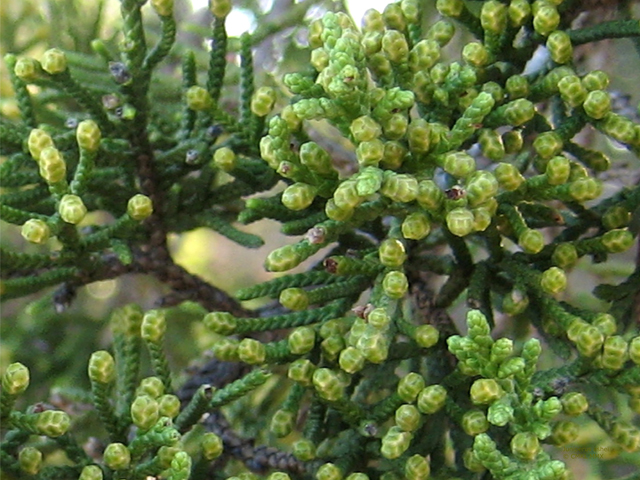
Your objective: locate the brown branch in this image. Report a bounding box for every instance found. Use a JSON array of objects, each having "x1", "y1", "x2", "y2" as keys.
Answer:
[{"x1": 177, "y1": 358, "x2": 306, "y2": 477}]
